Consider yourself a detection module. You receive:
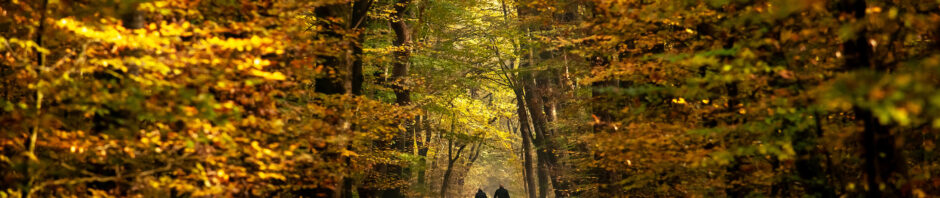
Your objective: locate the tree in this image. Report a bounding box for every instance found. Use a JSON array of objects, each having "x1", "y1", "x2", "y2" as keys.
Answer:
[
  {"x1": 574, "y1": 0, "x2": 940, "y2": 196},
  {"x1": 0, "y1": 0, "x2": 407, "y2": 197},
  {"x1": 5, "y1": 0, "x2": 940, "y2": 197}
]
